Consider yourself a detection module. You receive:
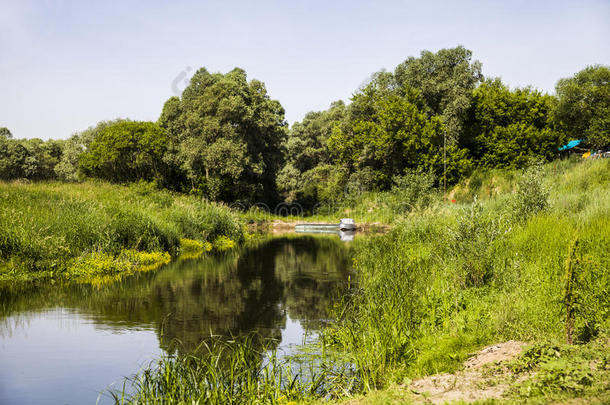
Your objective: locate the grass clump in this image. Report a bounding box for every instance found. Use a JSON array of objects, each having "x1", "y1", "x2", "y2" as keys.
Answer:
[
  {"x1": 66, "y1": 249, "x2": 171, "y2": 285},
  {"x1": 486, "y1": 339, "x2": 610, "y2": 402},
  {"x1": 179, "y1": 238, "x2": 213, "y2": 260},
  {"x1": 212, "y1": 235, "x2": 236, "y2": 252},
  {"x1": 113, "y1": 336, "x2": 360, "y2": 405}
]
